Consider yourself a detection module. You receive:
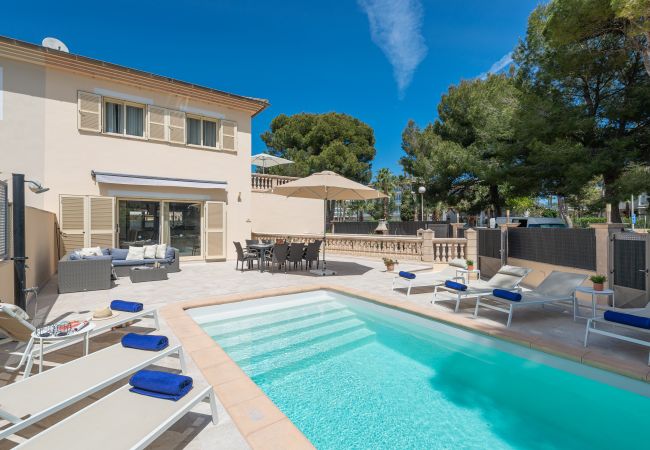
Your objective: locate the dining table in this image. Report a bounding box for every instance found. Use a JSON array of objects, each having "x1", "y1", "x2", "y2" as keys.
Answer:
[{"x1": 247, "y1": 243, "x2": 274, "y2": 272}]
